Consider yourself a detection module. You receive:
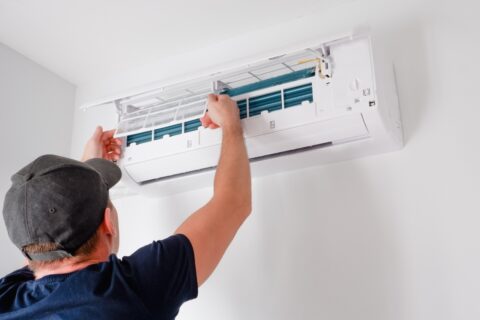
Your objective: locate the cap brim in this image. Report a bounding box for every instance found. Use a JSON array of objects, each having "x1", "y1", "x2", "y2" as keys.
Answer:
[{"x1": 84, "y1": 158, "x2": 122, "y2": 189}]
